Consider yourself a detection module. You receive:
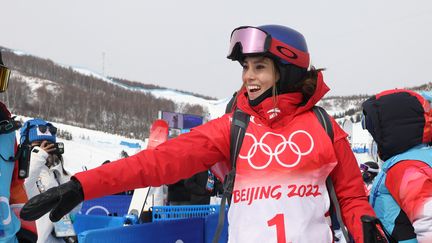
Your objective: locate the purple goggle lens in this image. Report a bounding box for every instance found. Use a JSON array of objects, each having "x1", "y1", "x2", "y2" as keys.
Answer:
[
  {"x1": 360, "y1": 163, "x2": 379, "y2": 173},
  {"x1": 227, "y1": 27, "x2": 269, "y2": 59}
]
